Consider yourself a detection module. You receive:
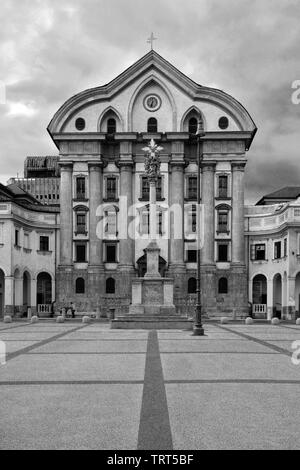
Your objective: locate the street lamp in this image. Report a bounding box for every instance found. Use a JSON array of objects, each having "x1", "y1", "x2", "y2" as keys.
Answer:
[{"x1": 193, "y1": 118, "x2": 205, "y2": 336}]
